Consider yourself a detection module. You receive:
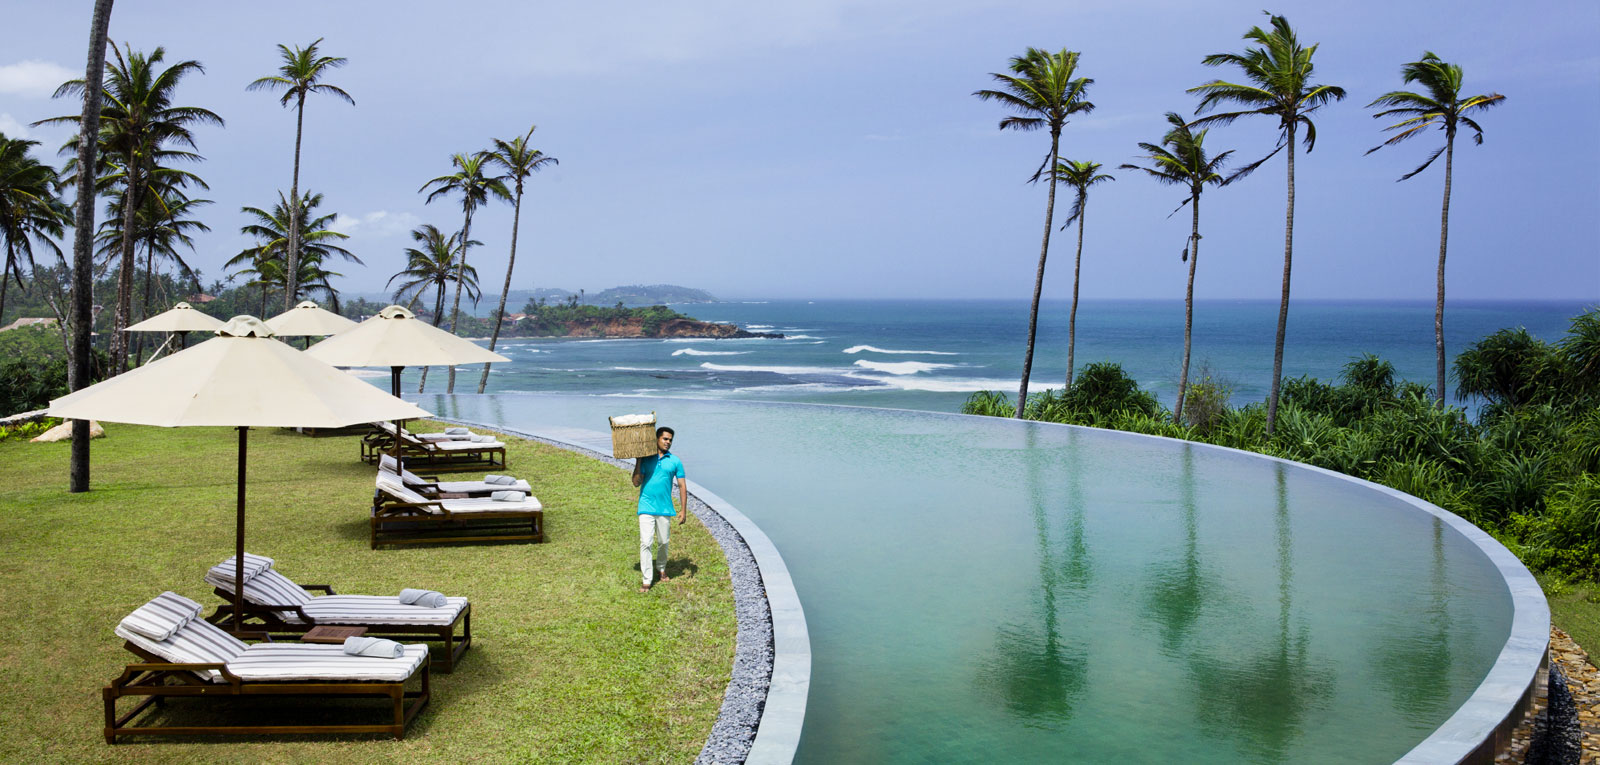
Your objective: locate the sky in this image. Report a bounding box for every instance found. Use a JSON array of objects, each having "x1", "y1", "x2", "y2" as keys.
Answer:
[{"x1": 1, "y1": 0, "x2": 1597, "y2": 303}]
